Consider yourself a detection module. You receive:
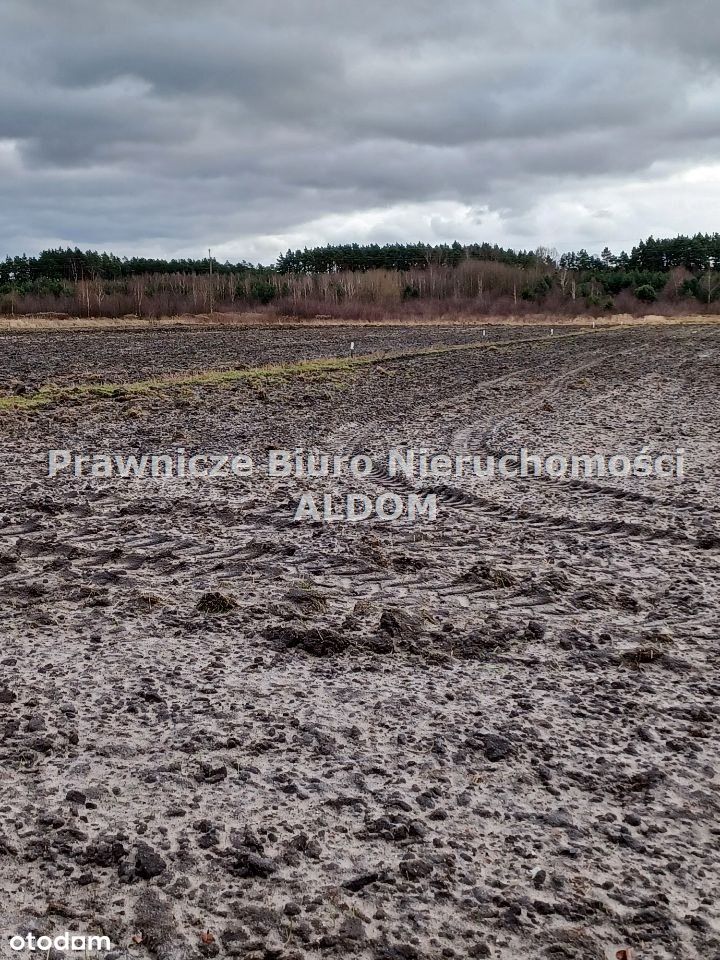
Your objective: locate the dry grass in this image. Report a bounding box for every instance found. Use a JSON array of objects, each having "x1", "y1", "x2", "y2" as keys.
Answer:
[{"x1": 1, "y1": 311, "x2": 718, "y2": 333}]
